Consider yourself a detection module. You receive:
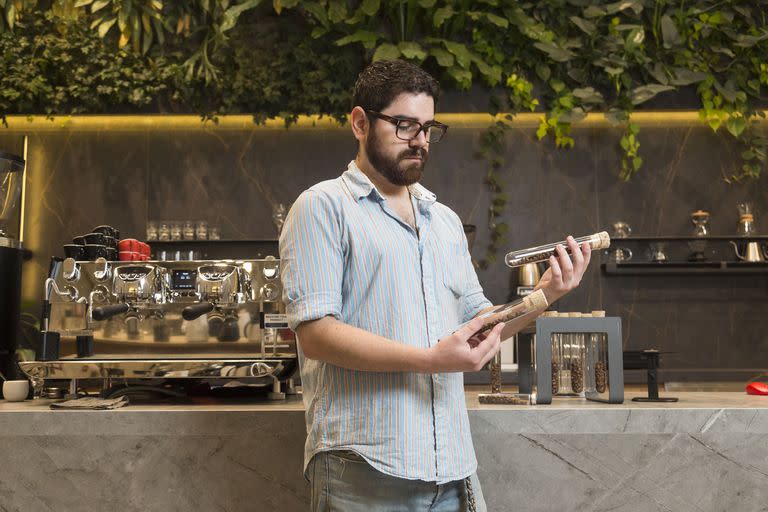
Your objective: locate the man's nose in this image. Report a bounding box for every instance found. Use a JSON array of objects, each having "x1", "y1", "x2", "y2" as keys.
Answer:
[{"x1": 409, "y1": 129, "x2": 429, "y2": 149}]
